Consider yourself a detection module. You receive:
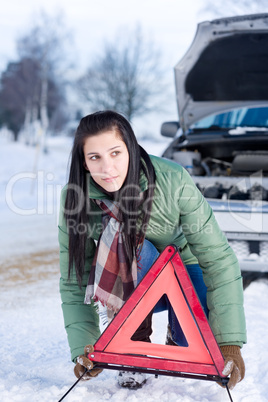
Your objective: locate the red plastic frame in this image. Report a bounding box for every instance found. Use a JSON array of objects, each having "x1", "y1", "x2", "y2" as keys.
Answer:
[{"x1": 89, "y1": 245, "x2": 226, "y2": 381}]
